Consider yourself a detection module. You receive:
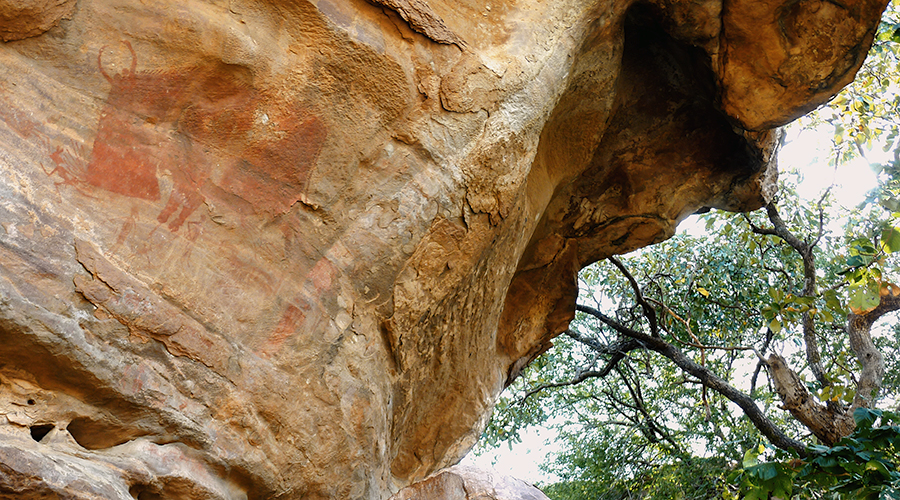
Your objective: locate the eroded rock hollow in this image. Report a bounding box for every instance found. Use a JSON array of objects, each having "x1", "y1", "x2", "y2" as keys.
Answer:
[{"x1": 0, "y1": 0, "x2": 887, "y2": 498}]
